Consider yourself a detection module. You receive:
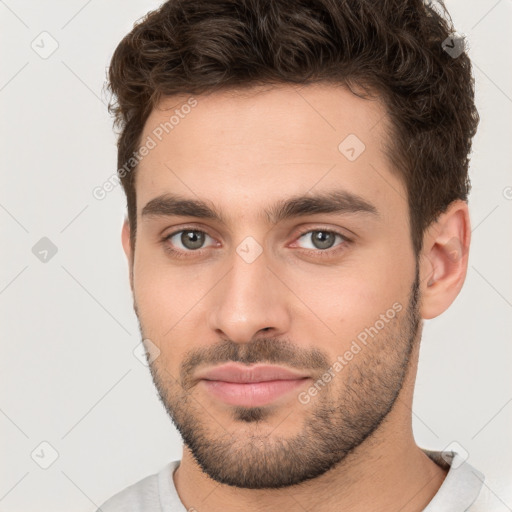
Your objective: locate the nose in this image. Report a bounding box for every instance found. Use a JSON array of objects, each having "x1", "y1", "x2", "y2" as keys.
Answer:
[{"x1": 207, "y1": 244, "x2": 292, "y2": 343}]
